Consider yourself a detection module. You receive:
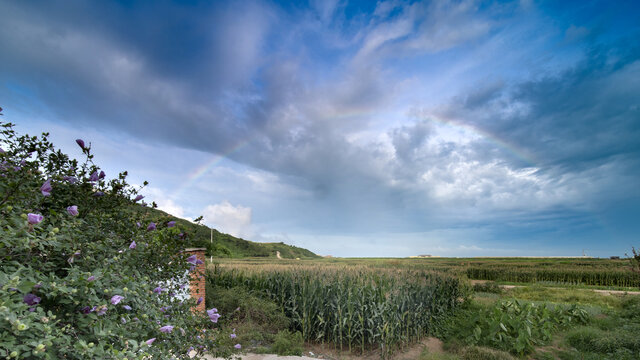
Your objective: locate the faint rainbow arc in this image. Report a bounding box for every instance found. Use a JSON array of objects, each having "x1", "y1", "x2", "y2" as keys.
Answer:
[
  {"x1": 170, "y1": 140, "x2": 252, "y2": 200},
  {"x1": 427, "y1": 116, "x2": 538, "y2": 167}
]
